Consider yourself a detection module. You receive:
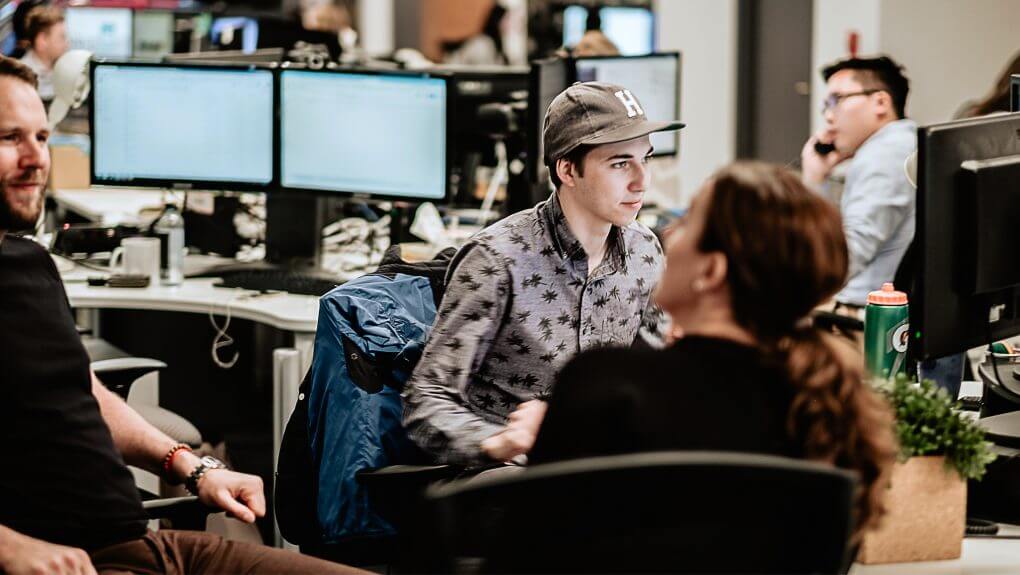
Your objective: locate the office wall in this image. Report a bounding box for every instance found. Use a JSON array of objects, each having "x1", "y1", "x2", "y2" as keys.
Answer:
[
  {"x1": 419, "y1": 0, "x2": 495, "y2": 62},
  {"x1": 879, "y1": 0, "x2": 1020, "y2": 124},
  {"x1": 810, "y1": 0, "x2": 881, "y2": 134},
  {"x1": 812, "y1": 0, "x2": 1020, "y2": 129},
  {"x1": 653, "y1": 0, "x2": 739, "y2": 206},
  {"x1": 358, "y1": 0, "x2": 394, "y2": 56}
]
